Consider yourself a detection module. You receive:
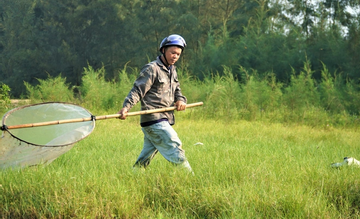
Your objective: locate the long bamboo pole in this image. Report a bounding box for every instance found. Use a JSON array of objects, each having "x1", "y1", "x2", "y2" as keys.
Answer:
[{"x1": 4, "y1": 102, "x2": 203, "y2": 130}]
